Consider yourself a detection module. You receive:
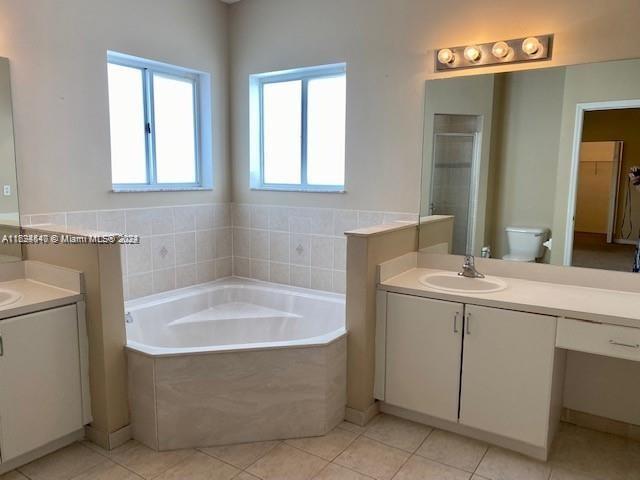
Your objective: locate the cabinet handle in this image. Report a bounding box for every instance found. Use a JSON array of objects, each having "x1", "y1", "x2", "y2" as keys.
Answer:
[
  {"x1": 453, "y1": 312, "x2": 459, "y2": 333},
  {"x1": 465, "y1": 313, "x2": 471, "y2": 335},
  {"x1": 0, "y1": 335, "x2": 3, "y2": 357},
  {"x1": 609, "y1": 340, "x2": 640, "y2": 349}
]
